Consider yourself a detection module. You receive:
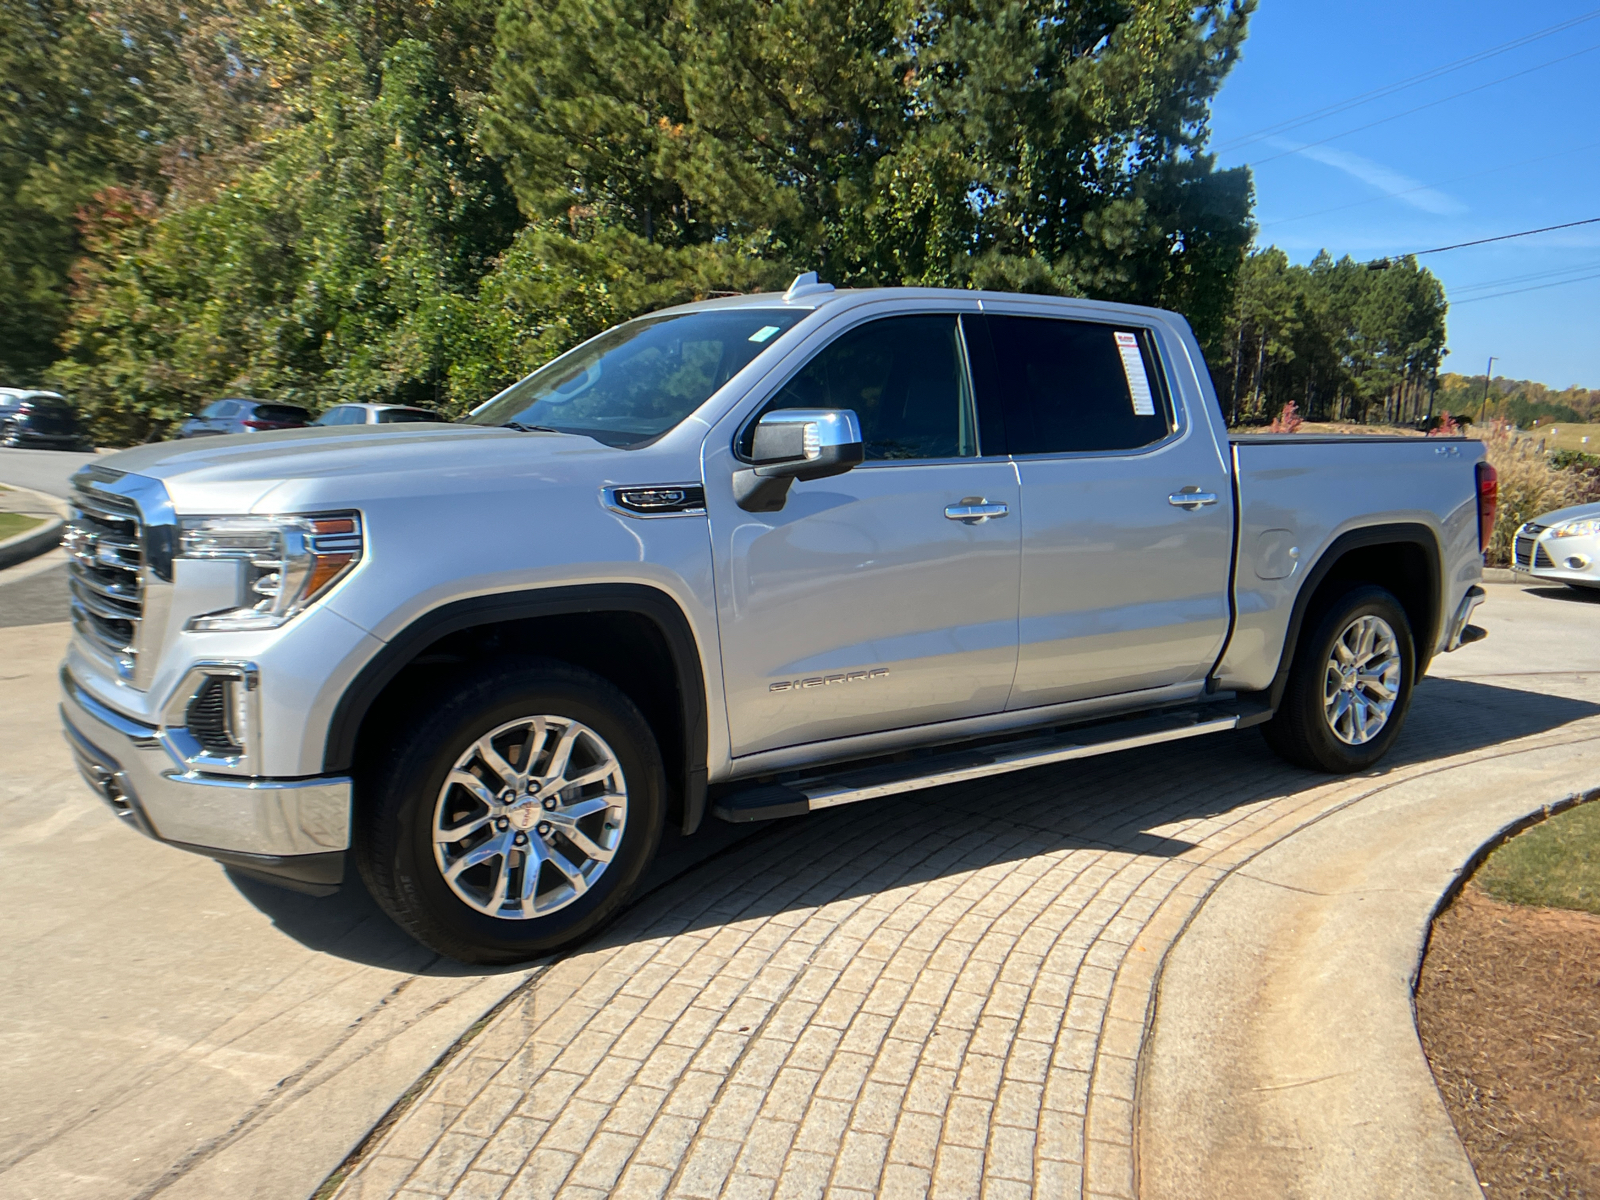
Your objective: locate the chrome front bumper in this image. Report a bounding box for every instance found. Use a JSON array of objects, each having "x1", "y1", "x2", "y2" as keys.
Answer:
[{"x1": 60, "y1": 667, "x2": 351, "y2": 887}]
